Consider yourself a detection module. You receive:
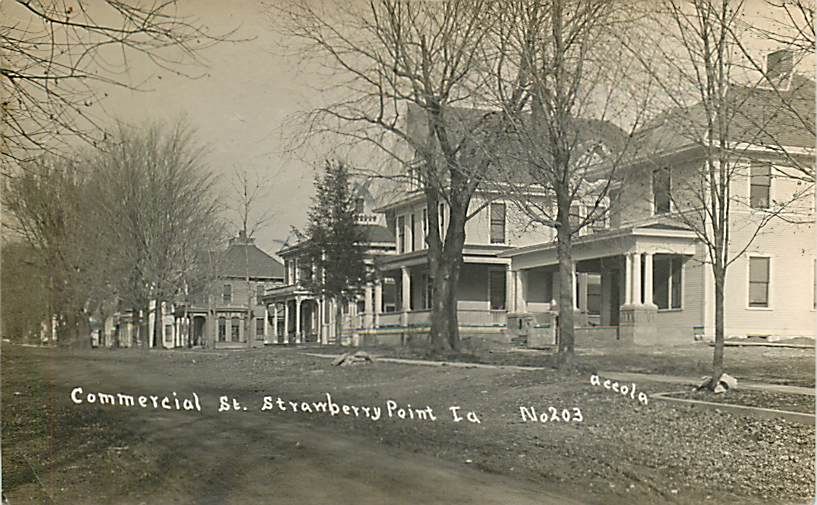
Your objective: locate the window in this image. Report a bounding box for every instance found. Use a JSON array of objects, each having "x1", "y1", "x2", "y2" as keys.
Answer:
[
  {"x1": 652, "y1": 167, "x2": 671, "y2": 215},
  {"x1": 749, "y1": 256, "x2": 770, "y2": 307},
  {"x1": 489, "y1": 270, "x2": 507, "y2": 310},
  {"x1": 589, "y1": 205, "x2": 608, "y2": 233},
  {"x1": 569, "y1": 204, "x2": 582, "y2": 232},
  {"x1": 164, "y1": 324, "x2": 173, "y2": 343},
  {"x1": 382, "y1": 278, "x2": 397, "y2": 313},
  {"x1": 422, "y1": 208, "x2": 428, "y2": 244},
  {"x1": 419, "y1": 273, "x2": 433, "y2": 310},
  {"x1": 218, "y1": 317, "x2": 227, "y2": 342},
  {"x1": 231, "y1": 316, "x2": 241, "y2": 342},
  {"x1": 653, "y1": 256, "x2": 682, "y2": 309},
  {"x1": 256, "y1": 283, "x2": 265, "y2": 305},
  {"x1": 256, "y1": 317, "x2": 265, "y2": 336},
  {"x1": 397, "y1": 215, "x2": 406, "y2": 253},
  {"x1": 222, "y1": 284, "x2": 232, "y2": 304},
  {"x1": 490, "y1": 203, "x2": 506, "y2": 244},
  {"x1": 410, "y1": 213, "x2": 416, "y2": 251},
  {"x1": 285, "y1": 260, "x2": 294, "y2": 284},
  {"x1": 354, "y1": 197, "x2": 365, "y2": 214},
  {"x1": 750, "y1": 163, "x2": 771, "y2": 209}
]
